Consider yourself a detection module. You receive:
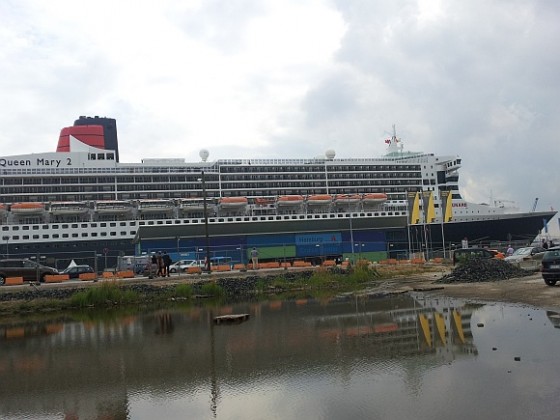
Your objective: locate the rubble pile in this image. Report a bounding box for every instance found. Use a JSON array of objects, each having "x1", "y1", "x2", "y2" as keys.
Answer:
[{"x1": 436, "y1": 258, "x2": 534, "y2": 283}]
